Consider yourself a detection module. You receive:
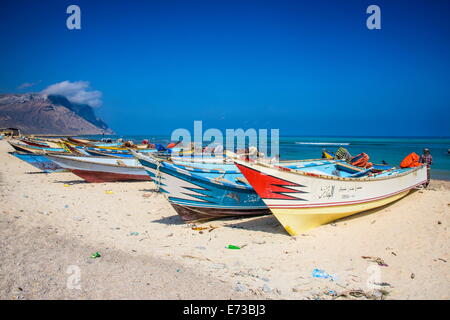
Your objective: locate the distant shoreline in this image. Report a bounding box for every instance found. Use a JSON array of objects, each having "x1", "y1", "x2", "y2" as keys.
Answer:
[{"x1": 5, "y1": 135, "x2": 450, "y2": 181}]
